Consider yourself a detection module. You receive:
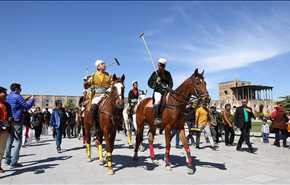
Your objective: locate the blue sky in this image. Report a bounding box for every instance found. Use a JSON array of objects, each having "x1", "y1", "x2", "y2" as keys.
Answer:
[{"x1": 0, "y1": 1, "x2": 290, "y2": 100}]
